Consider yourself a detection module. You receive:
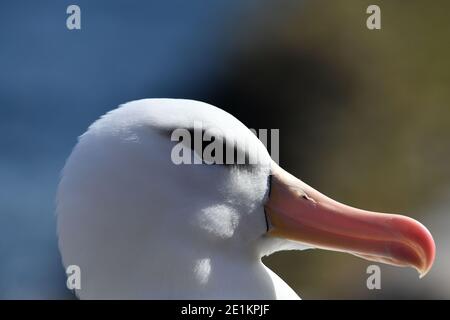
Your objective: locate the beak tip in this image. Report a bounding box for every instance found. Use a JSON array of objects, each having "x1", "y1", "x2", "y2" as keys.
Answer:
[
  {"x1": 418, "y1": 263, "x2": 432, "y2": 279},
  {"x1": 418, "y1": 263, "x2": 431, "y2": 278},
  {"x1": 415, "y1": 222, "x2": 435, "y2": 279}
]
